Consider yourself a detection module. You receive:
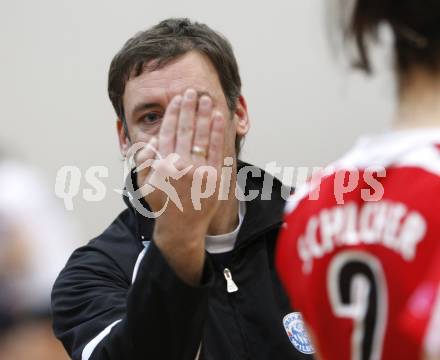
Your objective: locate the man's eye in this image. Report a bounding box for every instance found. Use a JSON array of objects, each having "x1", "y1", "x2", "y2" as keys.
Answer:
[{"x1": 142, "y1": 112, "x2": 162, "y2": 123}]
